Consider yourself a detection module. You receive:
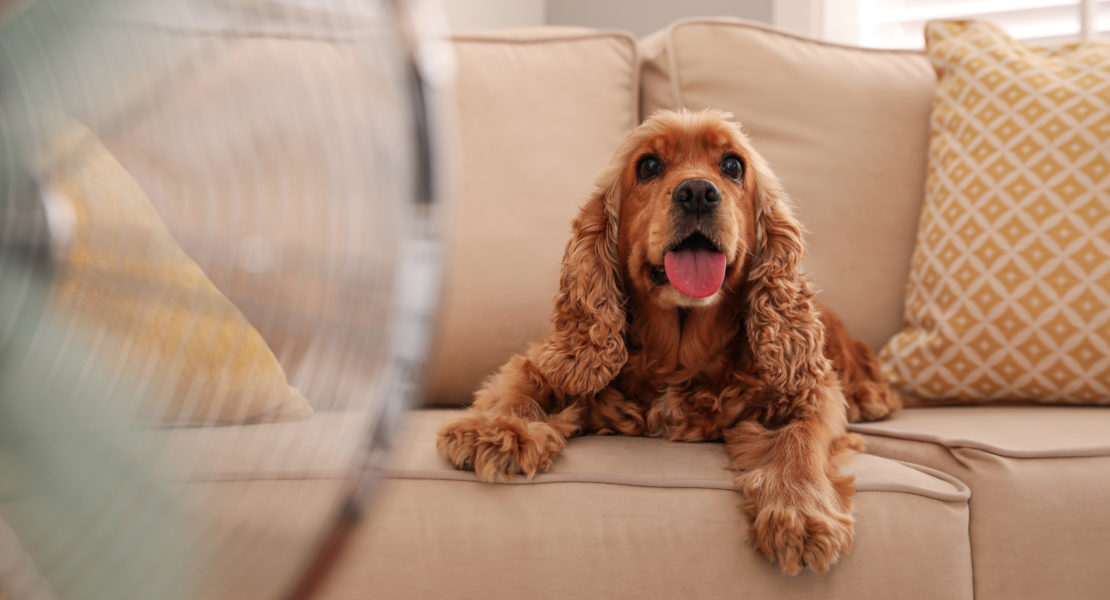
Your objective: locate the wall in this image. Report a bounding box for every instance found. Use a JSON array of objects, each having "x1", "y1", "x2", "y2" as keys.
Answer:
[
  {"x1": 442, "y1": 0, "x2": 774, "y2": 35},
  {"x1": 441, "y1": 0, "x2": 548, "y2": 31},
  {"x1": 546, "y1": 0, "x2": 773, "y2": 37}
]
